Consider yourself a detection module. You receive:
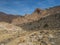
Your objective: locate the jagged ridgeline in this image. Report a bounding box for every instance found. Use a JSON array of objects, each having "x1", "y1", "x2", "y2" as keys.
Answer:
[
  {"x1": 20, "y1": 13, "x2": 60, "y2": 30},
  {"x1": 19, "y1": 6, "x2": 60, "y2": 30},
  {"x1": 0, "y1": 6, "x2": 60, "y2": 30}
]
